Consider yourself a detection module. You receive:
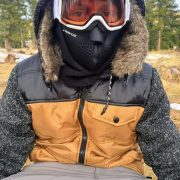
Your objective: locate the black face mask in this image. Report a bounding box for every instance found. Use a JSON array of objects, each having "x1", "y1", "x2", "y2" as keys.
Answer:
[
  {"x1": 61, "y1": 22, "x2": 122, "y2": 71},
  {"x1": 54, "y1": 21, "x2": 124, "y2": 88}
]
